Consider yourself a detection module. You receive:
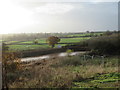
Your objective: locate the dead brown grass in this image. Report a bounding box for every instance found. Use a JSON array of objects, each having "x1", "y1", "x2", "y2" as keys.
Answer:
[{"x1": 8, "y1": 56, "x2": 119, "y2": 88}]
